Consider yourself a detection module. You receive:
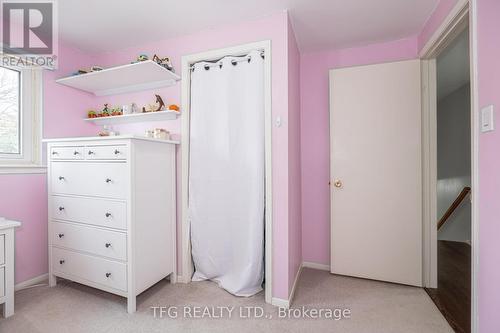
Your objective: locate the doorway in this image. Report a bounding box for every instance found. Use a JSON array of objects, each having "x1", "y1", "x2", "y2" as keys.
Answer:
[
  {"x1": 180, "y1": 41, "x2": 273, "y2": 304},
  {"x1": 420, "y1": 1, "x2": 478, "y2": 332},
  {"x1": 424, "y1": 26, "x2": 472, "y2": 333}
]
